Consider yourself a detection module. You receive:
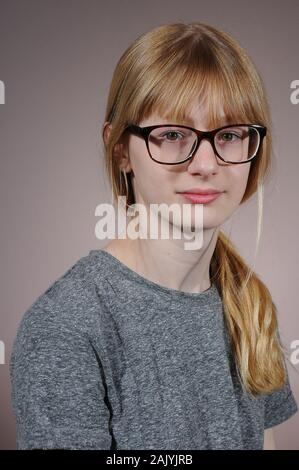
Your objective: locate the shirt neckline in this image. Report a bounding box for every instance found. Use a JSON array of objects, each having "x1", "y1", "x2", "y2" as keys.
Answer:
[{"x1": 91, "y1": 248, "x2": 220, "y2": 301}]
